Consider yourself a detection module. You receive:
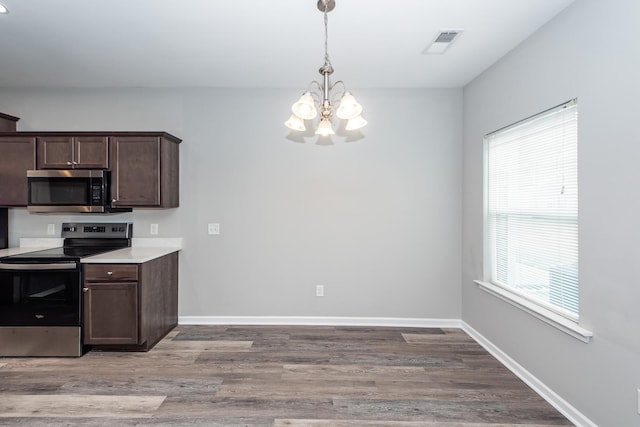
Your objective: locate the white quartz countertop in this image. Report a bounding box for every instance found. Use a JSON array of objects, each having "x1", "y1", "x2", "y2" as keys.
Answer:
[
  {"x1": 81, "y1": 238, "x2": 182, "y2": 263},
  {"x1": 81, "y1": 246, "x2": 181, "y2": 264},
  {"x1": 0, "y1": 238, "x2": 182, "y2": 264}
]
